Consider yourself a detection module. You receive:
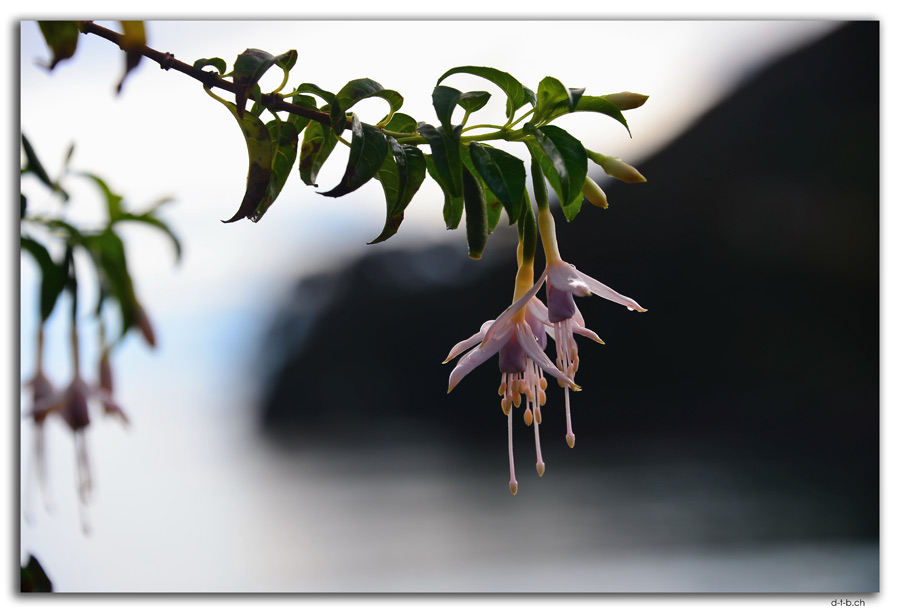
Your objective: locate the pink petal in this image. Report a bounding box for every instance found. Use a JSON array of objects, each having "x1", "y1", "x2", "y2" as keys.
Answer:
[
  {"x1": 515, "y1": 323, "x2": 575, "y2": 387},
  {"x1": 447, "y1": 325, "x2": 513, "y2": 392},
  {"x1": 547, "y1": 262, "x2": 591, "y2": 297},
  {"x1": 483, "y1": 270, "x2": 548, "y2": 344},
  {"x1": 576, "y1": 268, "x2": 646, "y2": 311},
  {"x1": 443, "y1": 319, "x2": 493, "y2": 363}
]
